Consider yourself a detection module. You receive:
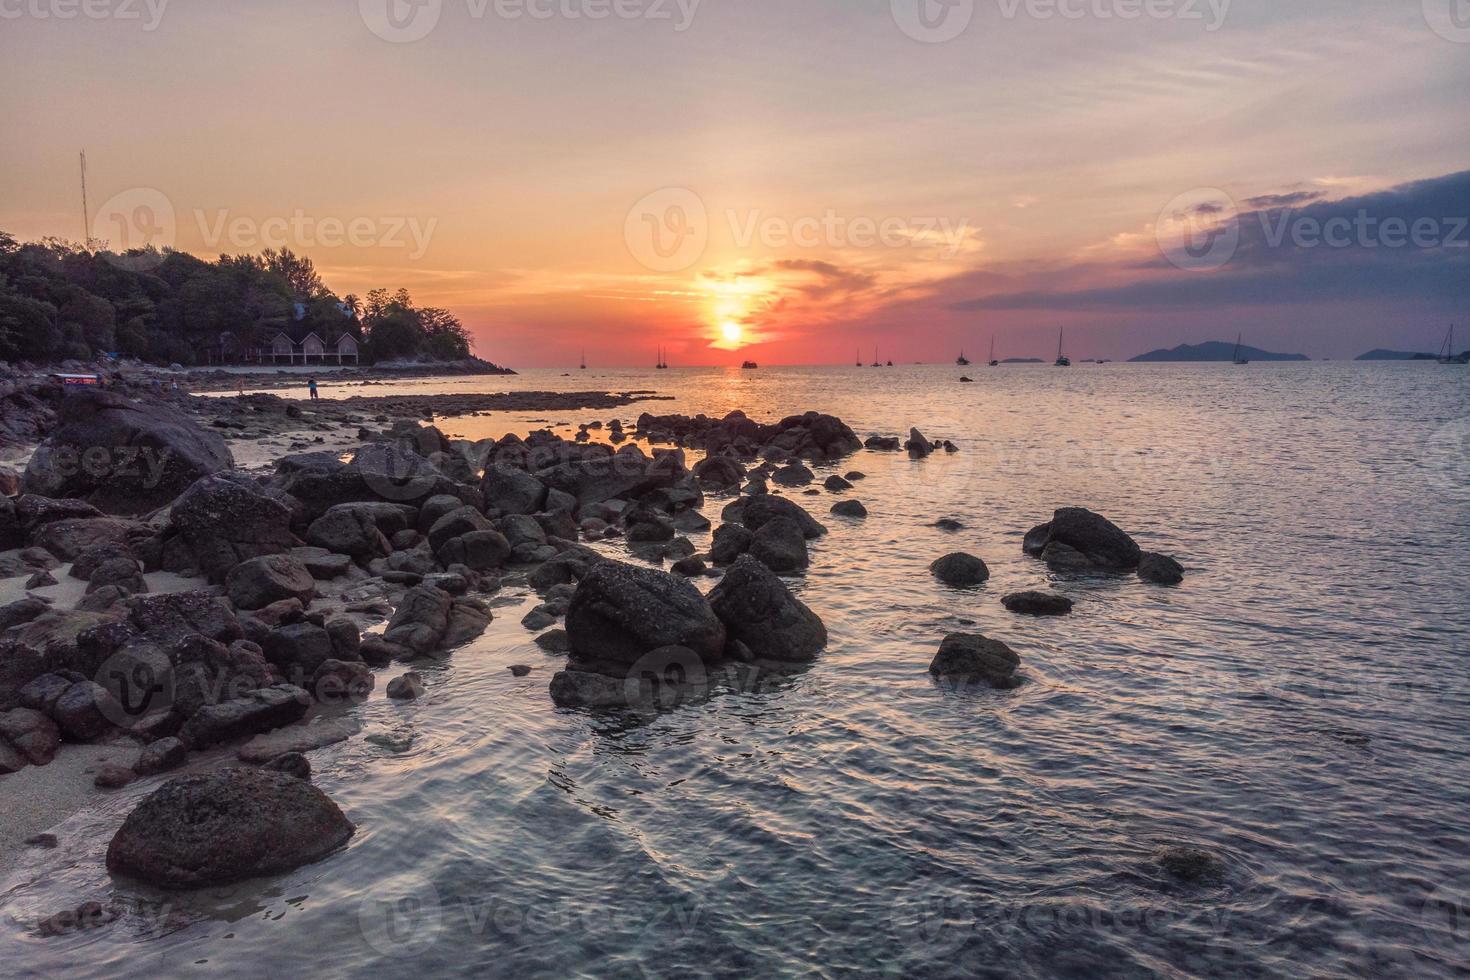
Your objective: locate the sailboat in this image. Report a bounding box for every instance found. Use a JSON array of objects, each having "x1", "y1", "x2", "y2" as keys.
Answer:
[
  {"x1": 855, "y1": 348, "x2": 863, "y2": 368},
  {"x1": 956, "y1": 349, "x2": 971, "y2": 367},
  {"x1": 988, "y1": 337, "x2": 999, "y2": 367},
  {"x1": 579, "y1": 349, "x2": 587, "y2": 371},
  {"x1": 1232, "y1": 334, "x2": 1249, "y2": 365},
  {"x1": 1054, "y1": 328, "x2": 1071, "y2": 367},
  {"x1": 1438, "y1": 324, "x2": 1466, "y2": 365},
  {"x1": 871, "y1": 347, "x2": 881, "y2": 368},
  {"x1": 656, "y1": 347, "x2": 669, "y2": 370}
]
